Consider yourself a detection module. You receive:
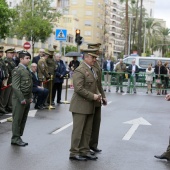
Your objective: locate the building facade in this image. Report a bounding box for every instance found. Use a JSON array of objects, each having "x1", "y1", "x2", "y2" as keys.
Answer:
[{"x1": 143, "y1": 0, "x2": 155, "y2": 18}]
